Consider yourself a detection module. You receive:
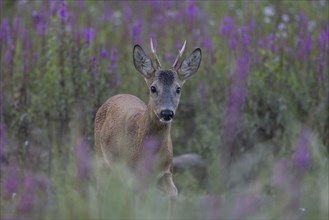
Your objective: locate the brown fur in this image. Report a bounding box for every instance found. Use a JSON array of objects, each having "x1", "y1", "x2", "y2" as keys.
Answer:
[
  {"x1": 94, "y1": 93, "x2": 177, "y2": 196},
  {"x1": 94, "y1": 42, "x2": 201, "y2": 213}
]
